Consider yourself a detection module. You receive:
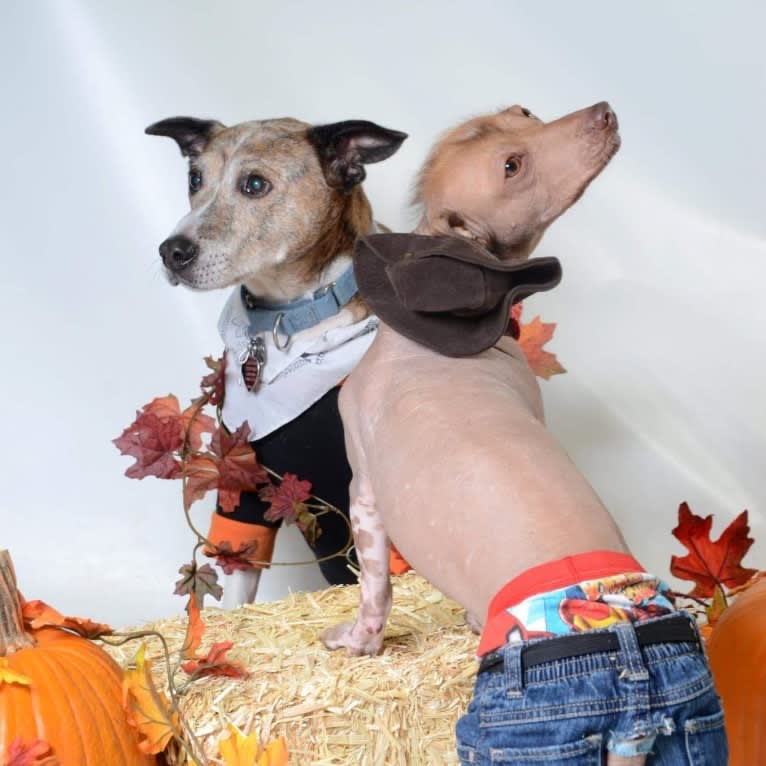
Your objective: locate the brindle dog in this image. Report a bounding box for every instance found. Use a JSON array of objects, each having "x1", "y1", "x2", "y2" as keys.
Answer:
[{"x1": 147, "y1": 115, "x2": 406, "y2": 606}]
